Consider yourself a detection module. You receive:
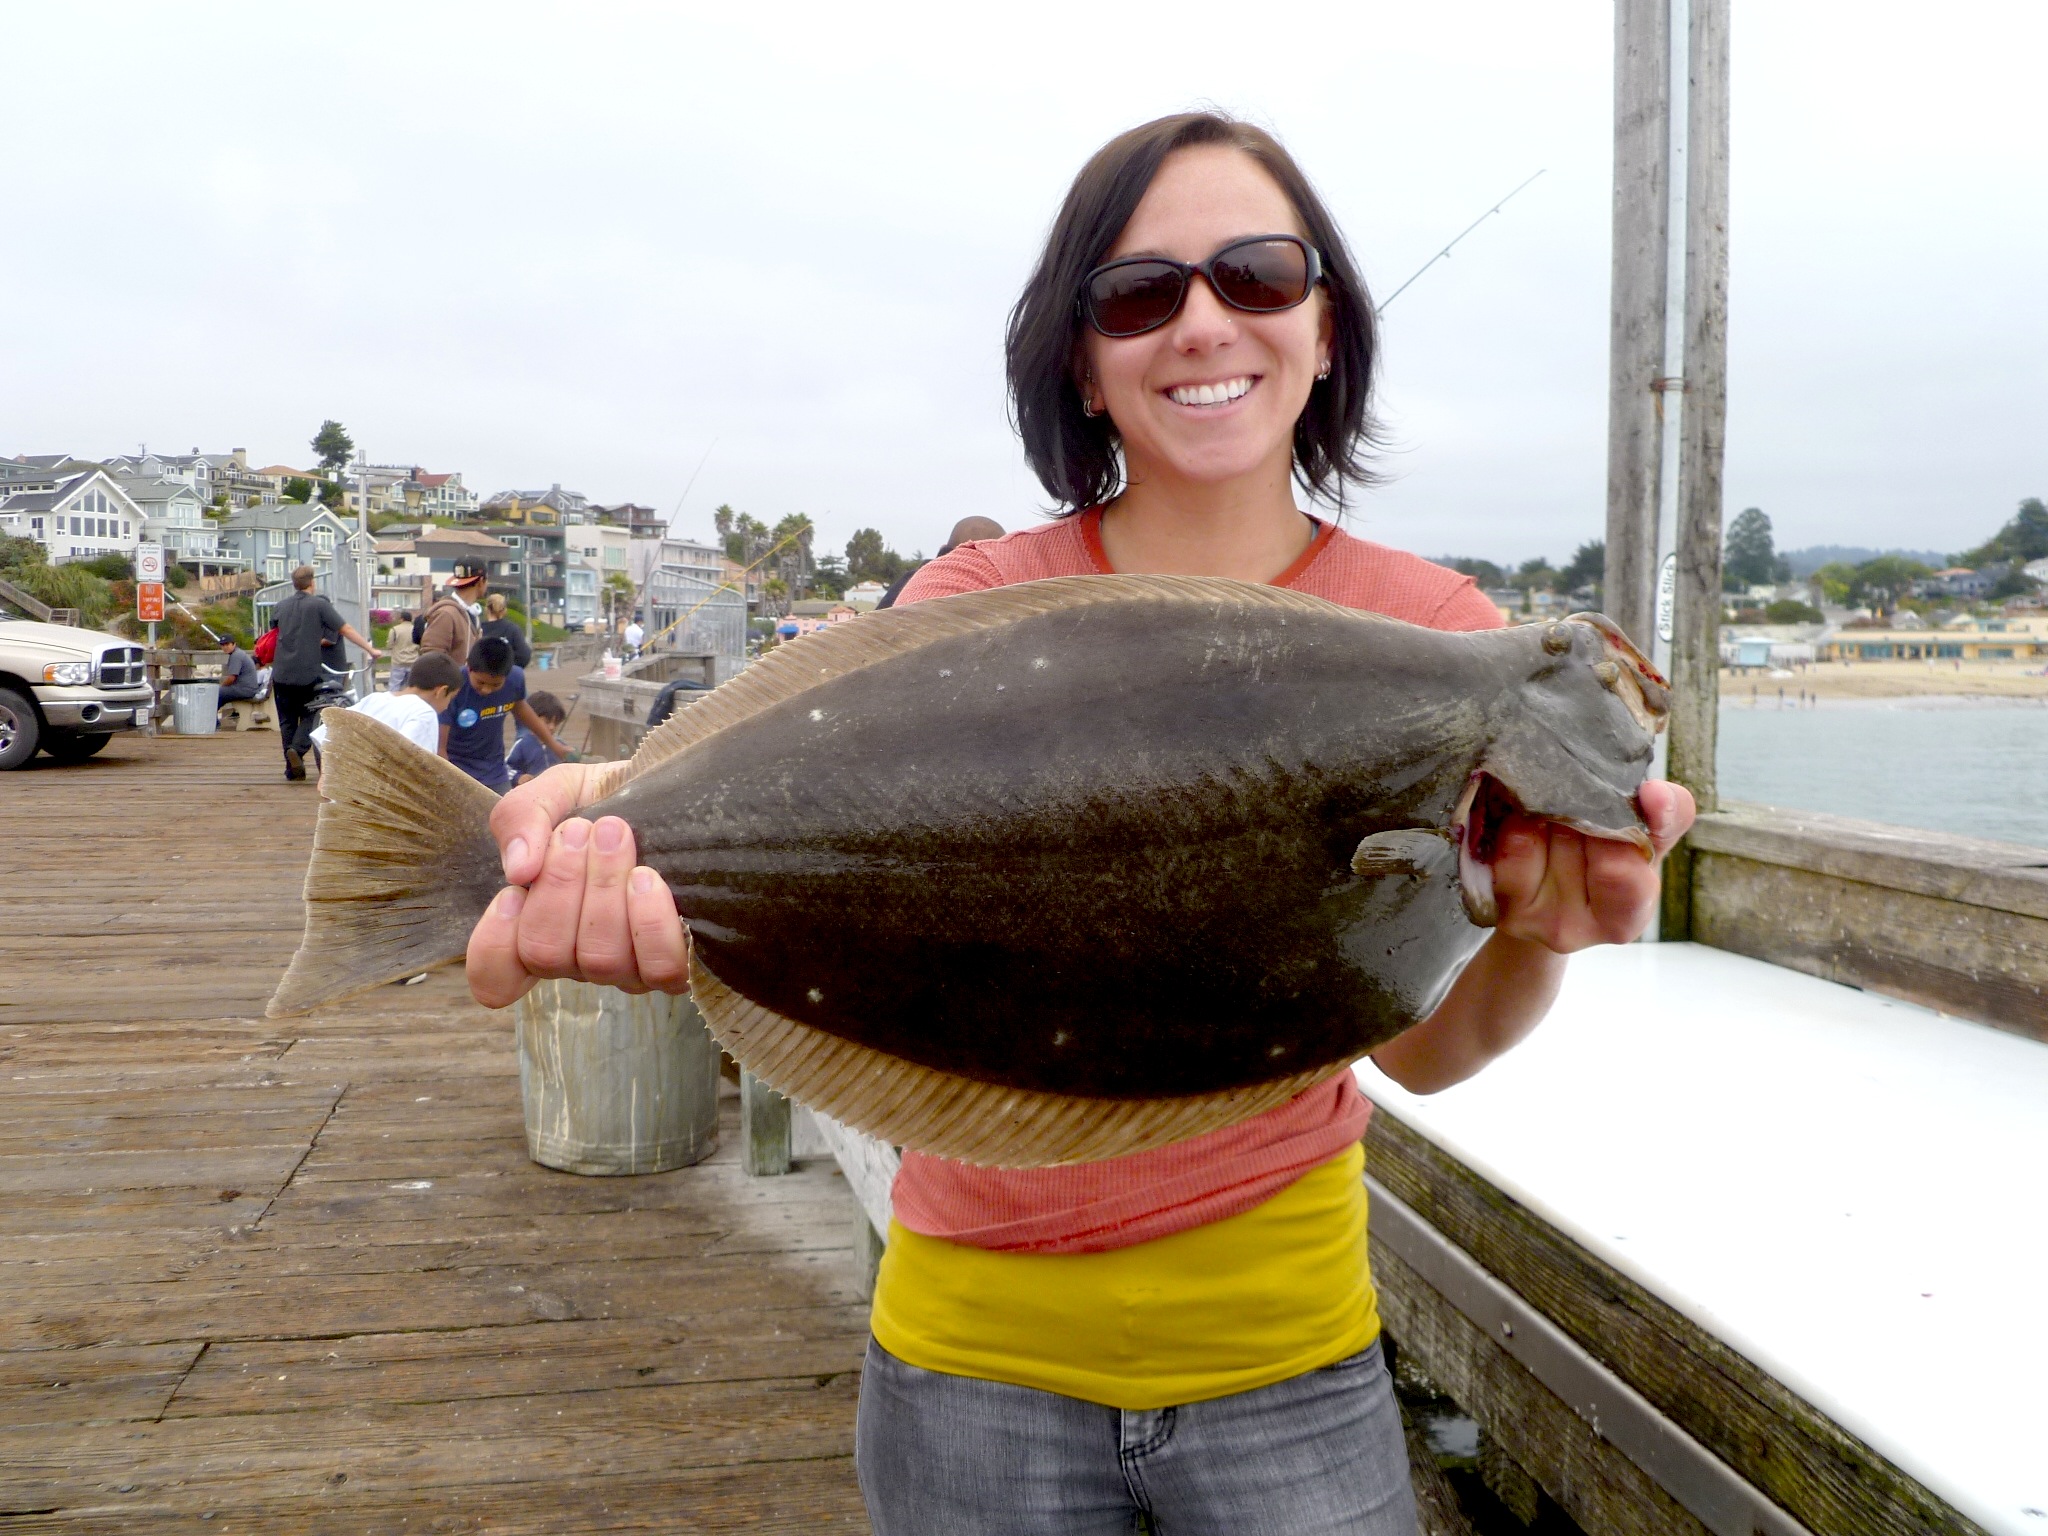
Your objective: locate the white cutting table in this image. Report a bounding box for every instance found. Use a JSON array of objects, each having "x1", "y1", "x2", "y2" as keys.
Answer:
[{"x1": 1356, "y1": 941, "x2": 2048, "y2": 1536}]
